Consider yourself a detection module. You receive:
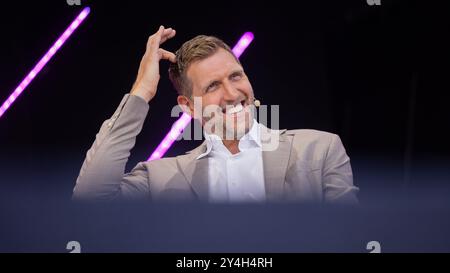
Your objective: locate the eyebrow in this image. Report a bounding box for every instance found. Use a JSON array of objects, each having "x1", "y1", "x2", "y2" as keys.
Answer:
[{"x1": 201, "y1": 69, "x2": 244, "y2": 92}]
